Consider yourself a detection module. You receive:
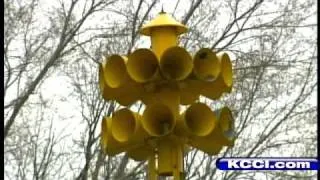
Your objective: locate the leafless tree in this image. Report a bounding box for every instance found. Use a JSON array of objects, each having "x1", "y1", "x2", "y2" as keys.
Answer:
[
  {"x1": 180, "y1": 0, "x2": 317, "y2": 179},
  {"x1": 4, "y1": 0, "x2": 316, "y2": 179}
]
